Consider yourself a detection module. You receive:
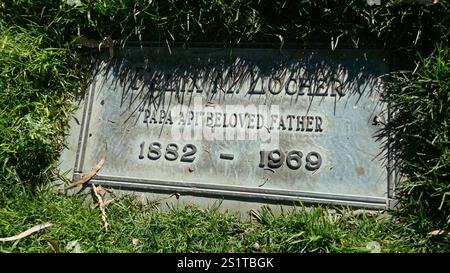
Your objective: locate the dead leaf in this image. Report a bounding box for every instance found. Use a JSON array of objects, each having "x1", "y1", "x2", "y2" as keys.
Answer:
[
  {"x1": 104, "y1": 199, "x2": 114, "y2": 206},
  {"x1": 91, "y1": 199, "x2": 114, "y2": 209},
  {"x1": 92, "y1": 183, "x2": 109, "y2": 231},
  {"x1": 64, "y1": 152, "x2": 106, "y2": 190},
  {"x1": 95, "y1": 184, "x2": 107, "y2": 196},
  {"x1": 428, "y1": 230, "x2": 450, "y2": 236},
  {"x1": 0, "y1": 223, "x2": 53, "y2": 242},
  {"x1": 46, "y1": 240, "x2": 59, "y2": 253}
]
